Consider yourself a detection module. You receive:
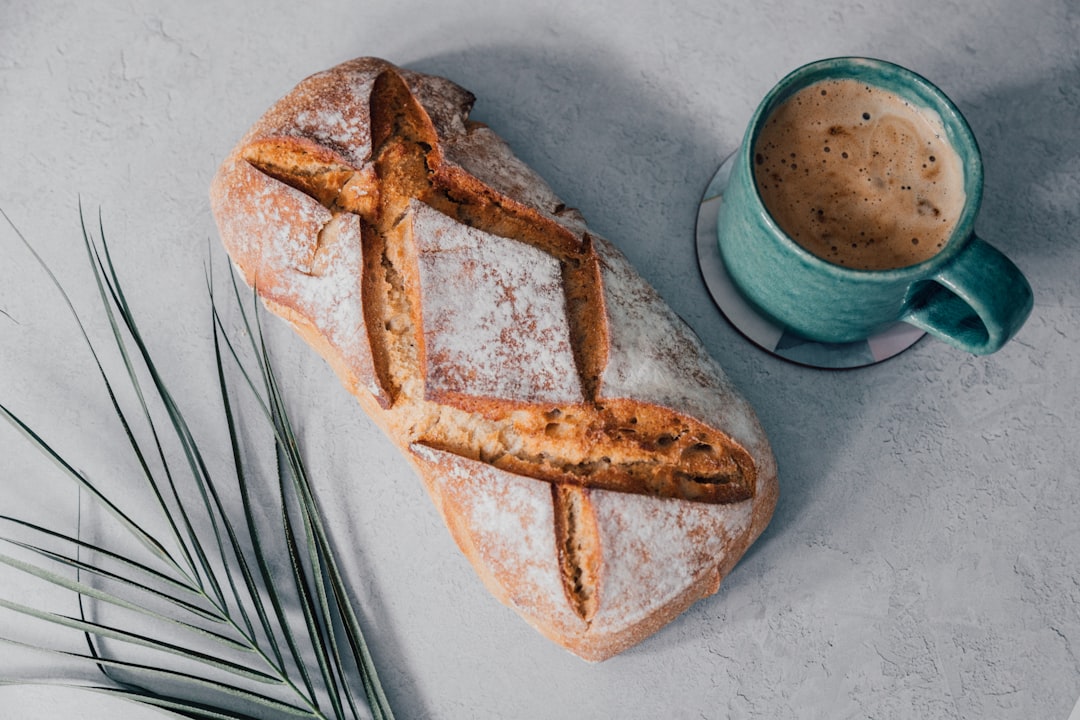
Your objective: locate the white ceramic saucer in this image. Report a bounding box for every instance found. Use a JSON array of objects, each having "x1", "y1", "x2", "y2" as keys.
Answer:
[{"x1": 695, "y1": 152, "x2": 926, "y2": 369}]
